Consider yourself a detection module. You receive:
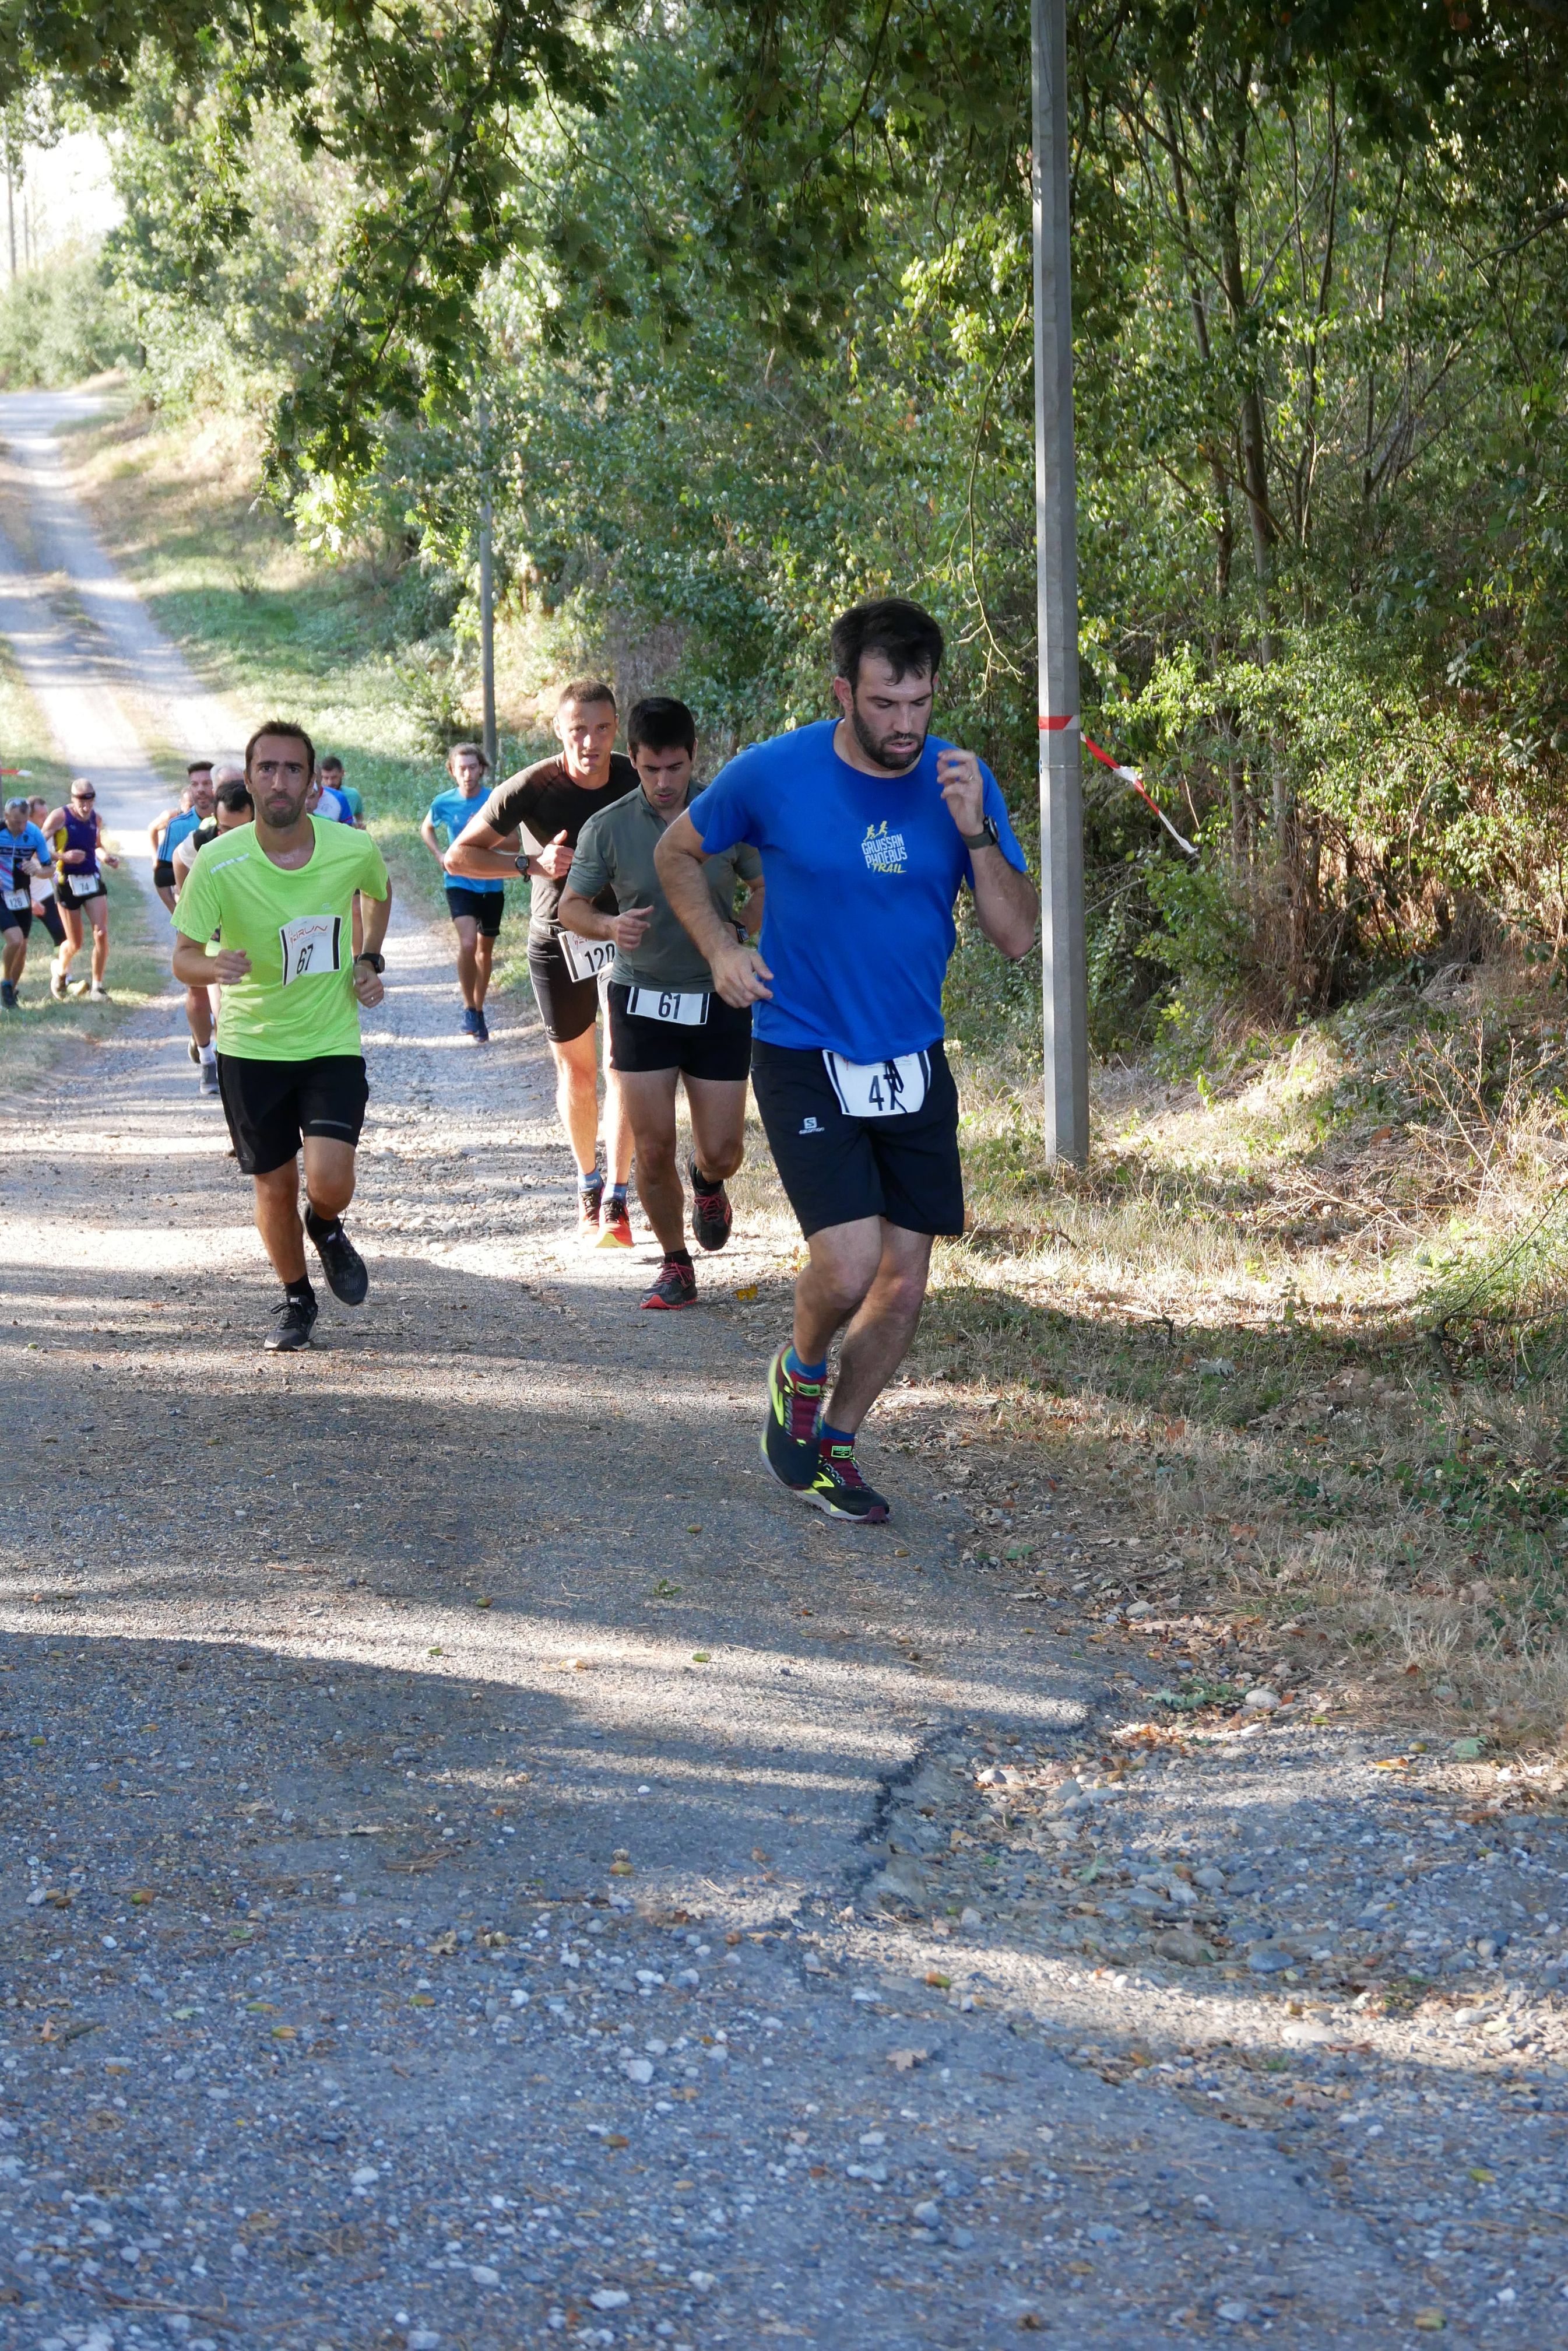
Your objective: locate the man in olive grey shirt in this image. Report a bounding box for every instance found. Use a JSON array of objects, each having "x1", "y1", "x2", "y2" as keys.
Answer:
[{"x1": 560, "y1": 696, "x2": 762, "y2": 1310}]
